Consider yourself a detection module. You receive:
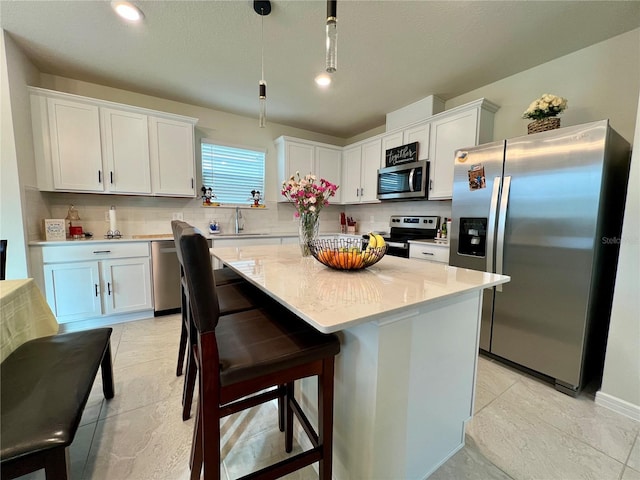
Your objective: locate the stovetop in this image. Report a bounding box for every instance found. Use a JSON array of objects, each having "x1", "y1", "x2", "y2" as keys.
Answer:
[{"x1": 385, "y1": 215, "x2": 440, "y2": 242}]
